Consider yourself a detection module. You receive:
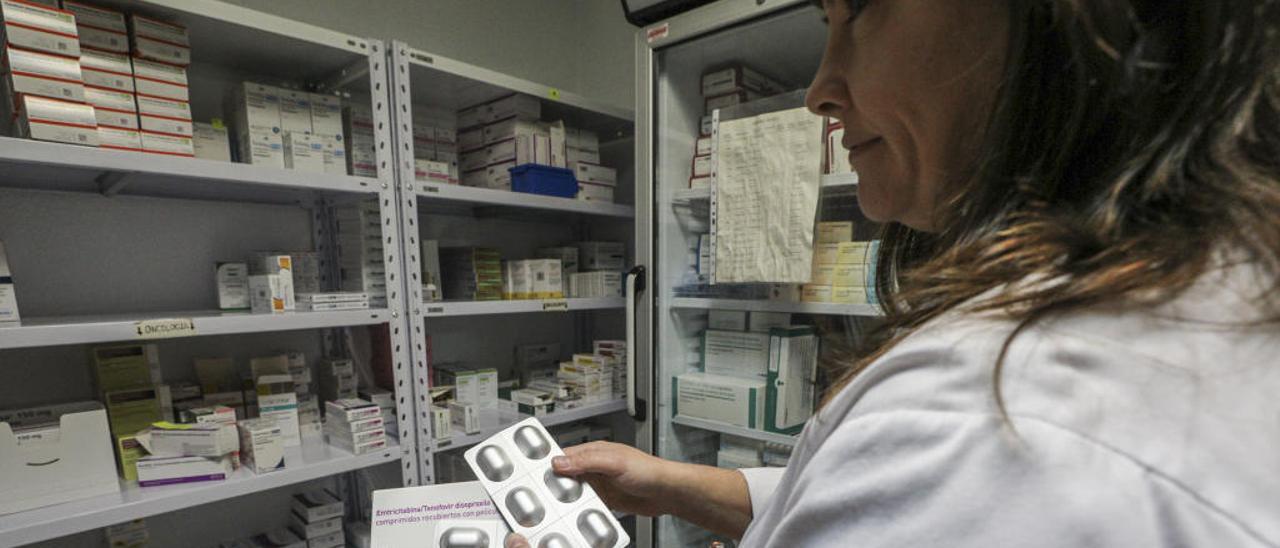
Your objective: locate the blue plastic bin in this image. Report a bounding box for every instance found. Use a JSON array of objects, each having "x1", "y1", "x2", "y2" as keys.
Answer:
[{"x1": 509, "y1": 164, "x2": 578, "y2": 198}]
